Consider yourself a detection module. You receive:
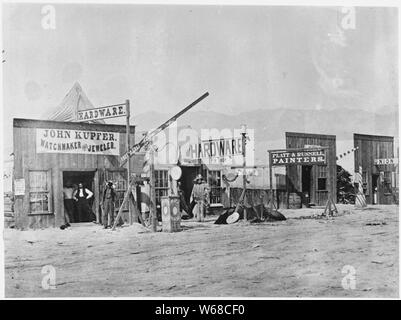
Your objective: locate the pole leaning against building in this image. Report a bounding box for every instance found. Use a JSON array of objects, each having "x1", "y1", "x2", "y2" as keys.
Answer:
[
  {"x1": 125, "y1": 99, "x2": 132, "y2": 225},
  {"x1": 269, "y1": 151, "x2": 273, "y2": 215},
  {"x1": 241, "y1": 124, "x2": 247, "y2": 221},
  {"x1": 355, "y1": 165, "x2": 367, "y2": 208},
  {"x1": 116, "y1": 93, "x2": 209, "y2": 231},
  {"x1": 149, "y1": 146, "x2": 157, "y2": 232}
]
